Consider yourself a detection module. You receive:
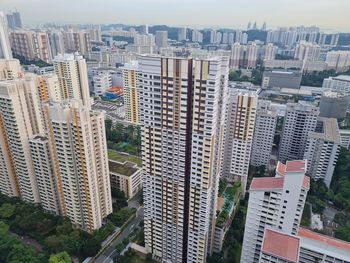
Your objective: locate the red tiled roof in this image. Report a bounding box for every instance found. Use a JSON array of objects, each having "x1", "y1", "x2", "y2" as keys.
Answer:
[
  {"x1": 276, "y1": 162, "x2": 286, "y2": 176},
  {"x1": 298, "y1": 228, "x2": 350, "y2": 251},
  {"x1": 262, "y1": 229, "x2": 300, "y2": 262},
  {"x1": 250, "y1": 177, "x2": 284, "y2": 190},
  {"x1": 286, "y1": 160, "x2": 306, "y2": 173},
  {"x1": 303, "y1": 176, "x2": 310, "y2": 189}
]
